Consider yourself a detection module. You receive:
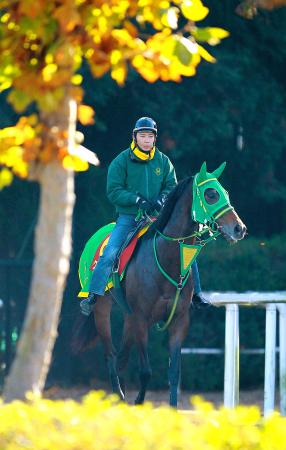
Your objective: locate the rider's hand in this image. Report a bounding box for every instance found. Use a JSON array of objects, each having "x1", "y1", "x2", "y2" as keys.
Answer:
[
  {"x1": 152, "y1": 194, "x2": 167, "y2": 212},
  {"x1": 136, "y1": 196, "x2": 154, "y2": 213}
]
